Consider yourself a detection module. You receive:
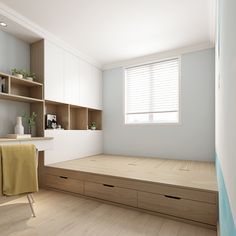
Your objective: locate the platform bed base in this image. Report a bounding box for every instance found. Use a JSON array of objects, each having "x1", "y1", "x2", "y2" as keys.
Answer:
[{"x1": 45, "y1": 166, "x2": 217, "y2": 230}]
